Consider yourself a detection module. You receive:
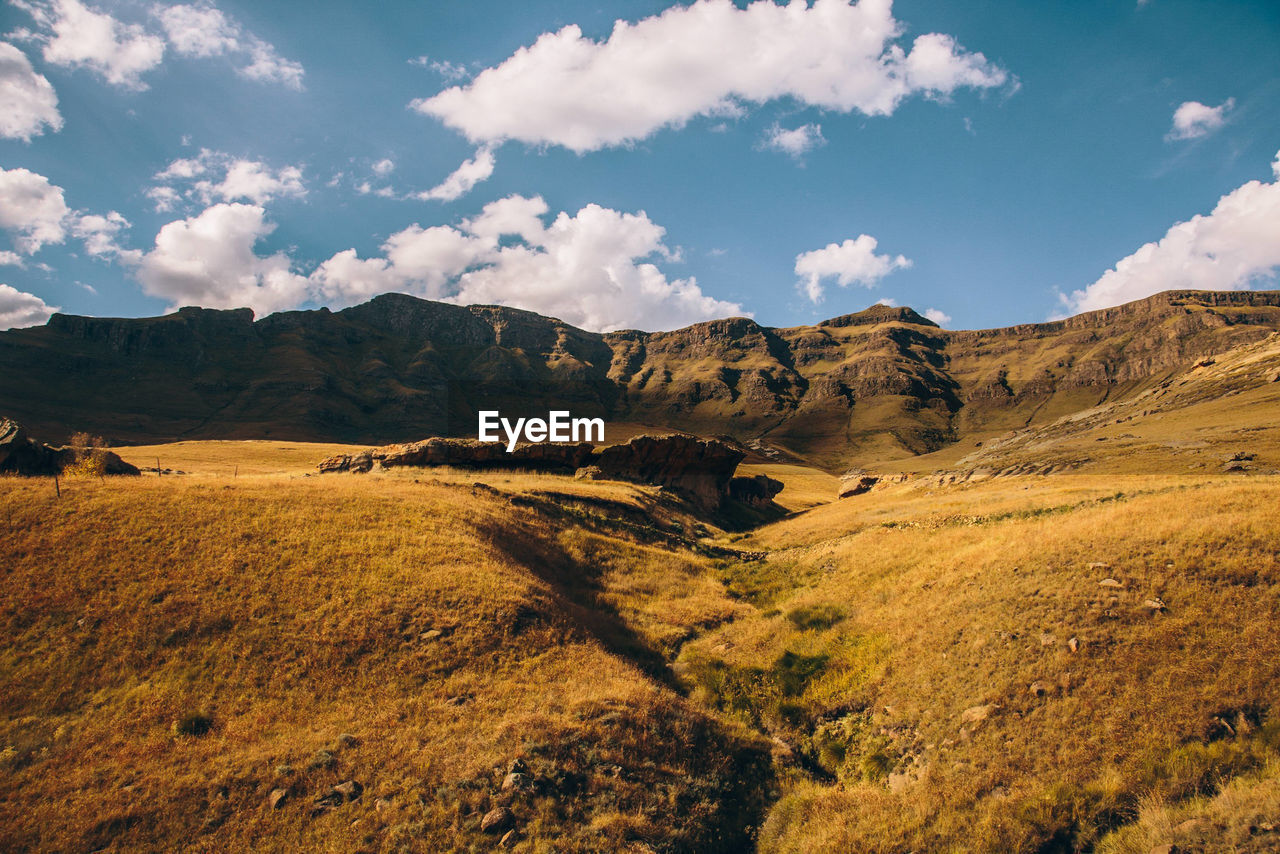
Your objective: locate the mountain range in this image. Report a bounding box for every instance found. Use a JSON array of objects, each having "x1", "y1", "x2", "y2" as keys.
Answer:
[{"x1": 4, "y1": 289, "x2": 1279, "y2": 470}]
